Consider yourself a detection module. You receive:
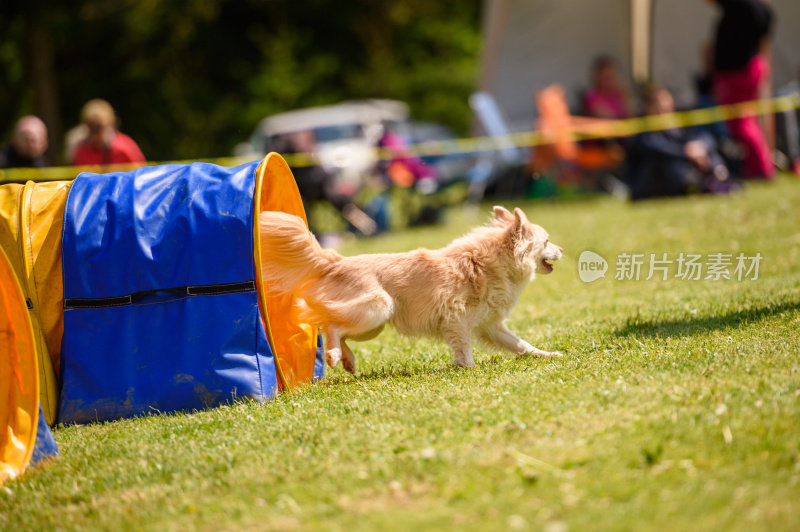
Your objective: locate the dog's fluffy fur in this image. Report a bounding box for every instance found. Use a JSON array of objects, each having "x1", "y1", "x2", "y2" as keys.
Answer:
[{"x1": 259, "y1": 206, "x2": 563, "y2": 372}]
